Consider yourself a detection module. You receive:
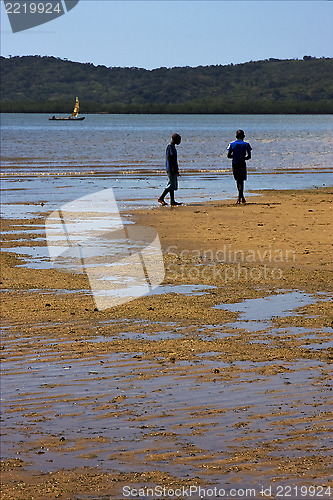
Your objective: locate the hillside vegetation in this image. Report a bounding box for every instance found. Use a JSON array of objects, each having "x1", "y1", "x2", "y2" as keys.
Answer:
[{"x1": 1, "y1": 55, "x2": 332, "y2": 113}]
